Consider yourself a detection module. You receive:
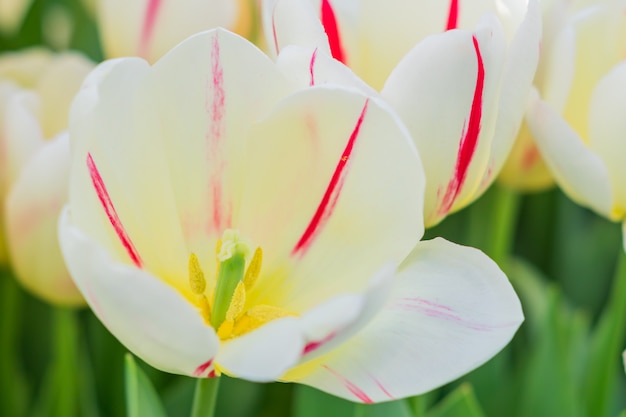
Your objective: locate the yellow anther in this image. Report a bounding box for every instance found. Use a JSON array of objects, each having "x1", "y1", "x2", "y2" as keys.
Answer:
[
  {"x1": 215, "y1": 238, "x2": 222, "y2": 255},
  {"x1": 198, "y1": 295, "x2": 212, "y2": 324},
  {"x1": 225, "y1": 282, "x2": 246, "y2": 321},
  {"x1": 188, "y1": 253, "x2": 206, "y2": 295},
  {"x1": 232, "y1": 304, "x2": 297, "y2": 337},
  {"x1": 243, "y1": 247, "x2": 263, "y2": 290},
  {"x1": 217, "y1": 319, "x2": 234, "y2": 339}
]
